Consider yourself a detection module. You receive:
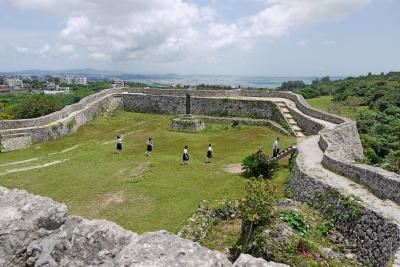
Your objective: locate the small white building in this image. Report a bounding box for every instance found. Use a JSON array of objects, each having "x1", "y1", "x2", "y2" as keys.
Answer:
[
  {"x1": 5, "y1": 78, "x2": 24, "y2": 89},
  {"x1": 43, "y1": 87, "x2": 70, "y2": 95},
  {"x1": 61, "y1": 76, "x2": 87, "y2": 85}
]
